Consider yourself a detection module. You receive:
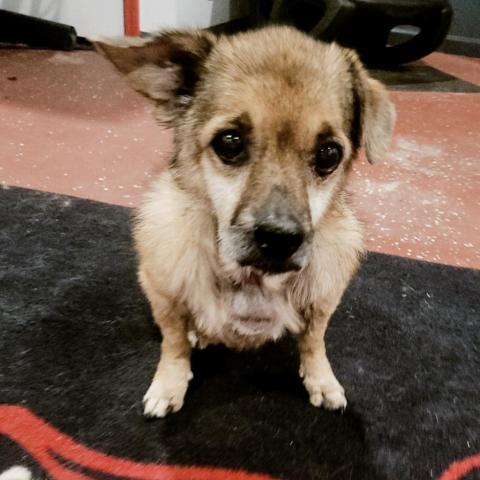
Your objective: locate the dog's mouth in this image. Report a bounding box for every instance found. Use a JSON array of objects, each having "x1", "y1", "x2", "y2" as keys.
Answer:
[
  {"x1": 223, "y1": 260, "x2": 302, "y2": 294},
  {"x1": 235, "y1": 268, "x2": 262, "y2": 286},
  {"x1": 229, "y1": 264, "x2": 292, "y2": 288},
  {"x1": 239, "y1": 256, "x2": 303, "y2": 275}
]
